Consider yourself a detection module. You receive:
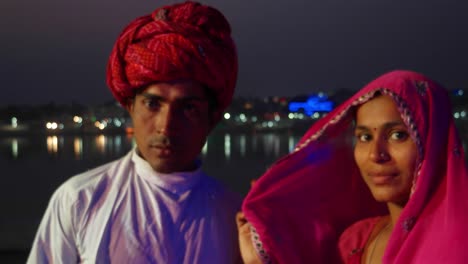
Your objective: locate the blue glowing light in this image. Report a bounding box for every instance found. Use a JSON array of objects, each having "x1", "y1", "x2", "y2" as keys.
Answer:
[{"x1": 289, "y1": 95, "x2": 334, "y2": 116}]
